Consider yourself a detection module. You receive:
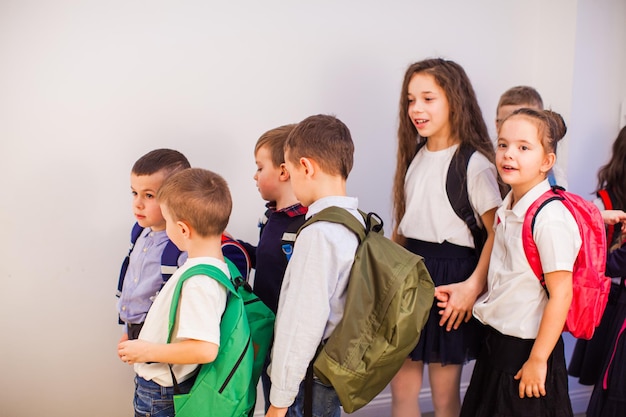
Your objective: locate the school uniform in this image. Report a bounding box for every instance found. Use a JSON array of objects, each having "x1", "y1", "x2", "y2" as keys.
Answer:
[
  {"x1": 398, "y1": 144, "x2": 501, "y2": 364},
  {"x1": 269, "y1": 196, "x2": 362, "y2": 417},
  {"x1": 462, "y1": 180, "x2": 580, "y2": 417},
  {"x1": 133, "y1": 257, "x2": 227, "y2": 416},
  {"x1": 586, "y1": 246, "x2": 626, "y2": 417}
]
